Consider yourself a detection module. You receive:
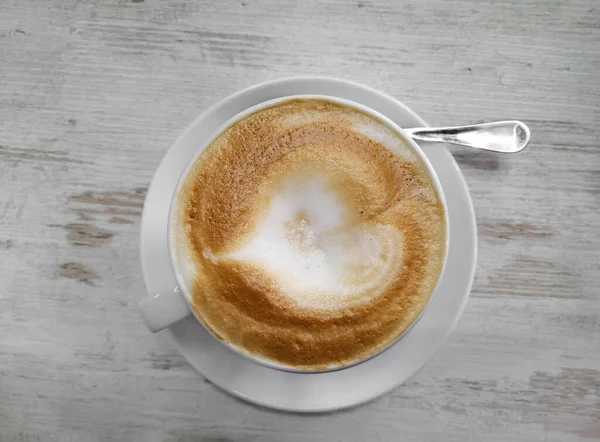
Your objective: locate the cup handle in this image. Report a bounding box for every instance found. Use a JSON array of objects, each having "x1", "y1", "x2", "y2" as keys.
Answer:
[{"x1": 139, "y1": 286, "x2": 191, "y2": 332}]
